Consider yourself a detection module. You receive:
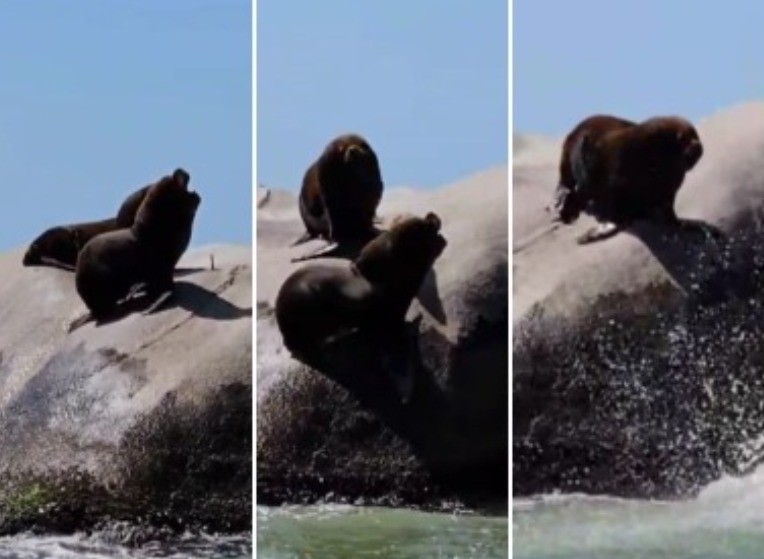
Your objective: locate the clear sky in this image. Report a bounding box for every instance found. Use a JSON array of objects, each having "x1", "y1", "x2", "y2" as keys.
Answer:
[
  {"x1": 0, "y1": 0, "x2": 251, "y2": 252},
  {"x1": 257, "y1": 0, "x2": 508, "y2": 191},
  {"x1": 514, "y1": 0, "x2": 764, "y2": 136}
]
